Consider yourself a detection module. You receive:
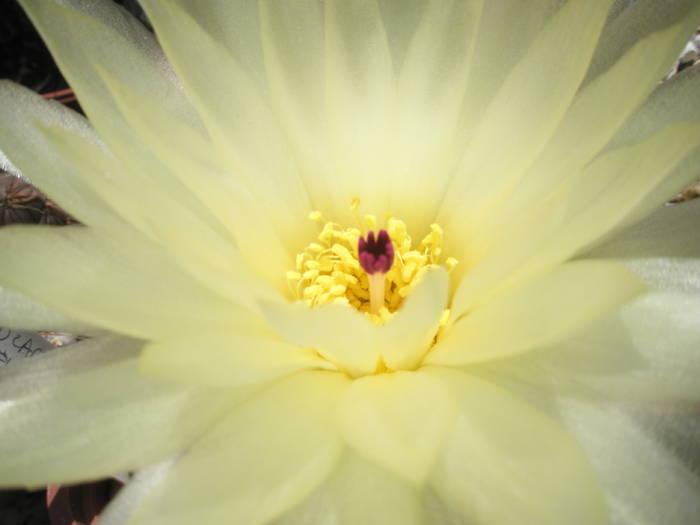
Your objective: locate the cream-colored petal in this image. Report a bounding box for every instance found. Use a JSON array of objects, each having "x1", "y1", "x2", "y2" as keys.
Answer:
[
  {"x1": 0, "y1": 225, "x2": 255, "y2": 340},
  {"x1": 493, "y1": 291, "x2": 700, "y2": 403},
  {"x1": 553, "y1": 399, "x2": 700, "y2": 525},
  {"x1": 323, "y1": 0, "x2": 397, "y2": 217},
  {"x1": 379, "y1": 268, "x2": 448, "y2": 370},
  {"x1": 586, "y1": 0, "x2": 700, "y2": 83},
  {"x1": 452, "y1": 122, "x2": 700, "y2": 317},
  {"x1": 0, "y1": 81, "x2": 124, "y2": 233},
  {"x1": 140, "y1": 333, "x2": 335, "y2": 389},
  {"x1": 587, "y1": 199, "x2": 700, "y2": 293},
  {"x1": 440, "y1": 0, "x2": 612, "y2": 230},
  {"x1": 457, "y1": 0, "x2": 562, "y2": 138},
  {"x1": 17, "y1": 1, "x2": 208, "y2": 227},
  {"x1": 37, "y1": 121, "x2": 274, "y2": 308},
  {"x1": 605, "y1": 67, "x2": 700, "y2": 227},
  {"x1": 426, "y1": 368, "x2": 607, "y2": 525},
  {"x1": 260, "y1": 300, "x2": 378, "y2": 377},
  {"x1": 336, "y1": 370, "x2": 456, "y2": 484},
  {"x1": 275, "y1": 451, "x2": 424, "y2": 525},
  {"x1": 0, "y1": 336, "x2": 233, "y2": 487},
  {"x1": 492, "y1": 21, "x2": 697, "y2": 225},
  {"x1": 100, "y1": 461, "x2": 173, "y2": 525},
  {"x1": 0, "y1": 287, "x2": 95, "y2": 333},
  {"x1": 140, "y1": 0, "x2": 314, "y2": 264},
  {"x1": 129, "y1": 371, "x2": 348, "y2": 525},
  {"x1": 168, "y1": 0, "x2": 266, "y2": 86},
  {"x1": 388, "y1": 0, "x2": 484, "y2": 233},
  {"x1": 428, "y1": 260, "x2": 644, "y2": 367}
]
